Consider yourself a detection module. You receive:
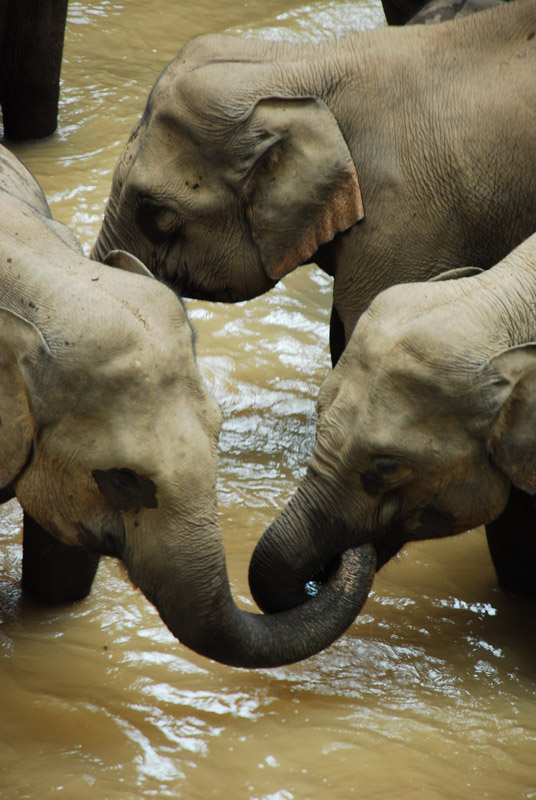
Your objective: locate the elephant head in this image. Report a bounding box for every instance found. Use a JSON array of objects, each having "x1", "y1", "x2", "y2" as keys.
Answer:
[
  {"x1": 91, "y1": 35, "x2": 363, "y2": 301},
  {"x1": 0, "y1": 235, "x2": 375, "y2": 667},
  {"x1": 248, "y1": 261, "x2": 536, "y2": 616}
]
